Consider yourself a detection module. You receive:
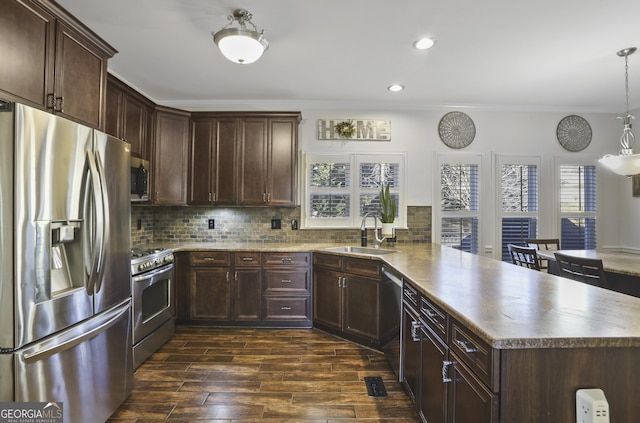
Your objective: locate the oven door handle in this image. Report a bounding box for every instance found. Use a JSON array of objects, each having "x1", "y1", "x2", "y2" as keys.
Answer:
[{"x1": 132, "y1": 265, "x2": 173, "y2": 283}]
